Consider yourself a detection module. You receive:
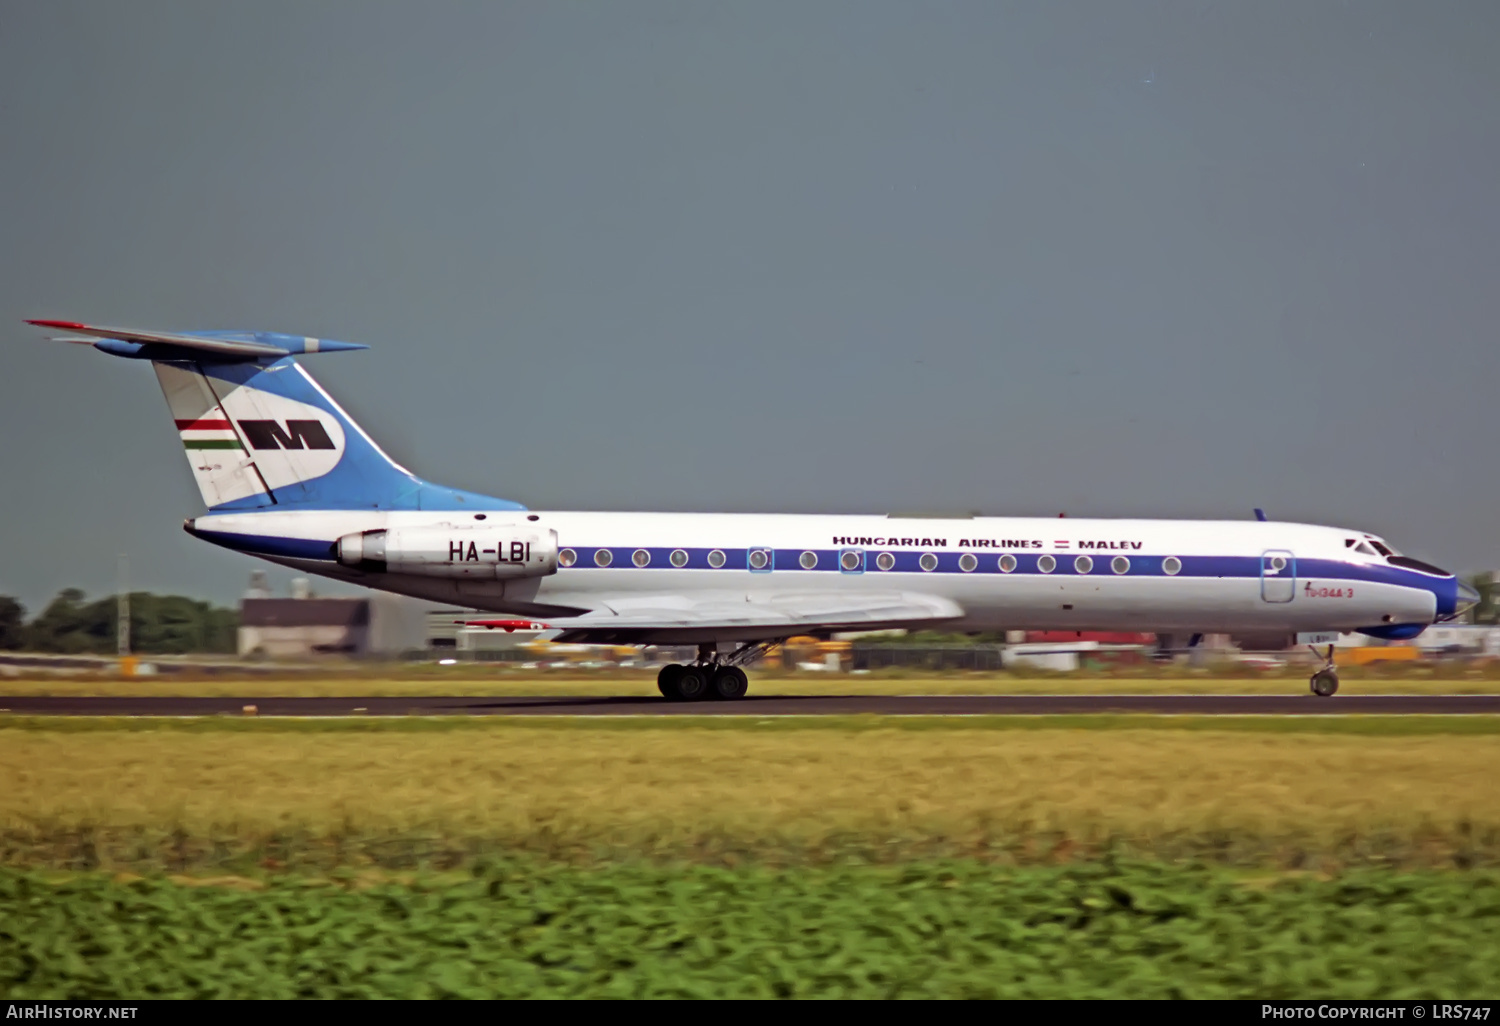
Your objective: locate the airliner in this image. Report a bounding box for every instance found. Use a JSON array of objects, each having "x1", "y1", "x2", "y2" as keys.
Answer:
[{"x1": 30, "y1": 320, "x2": 1477, "y2": 700}]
